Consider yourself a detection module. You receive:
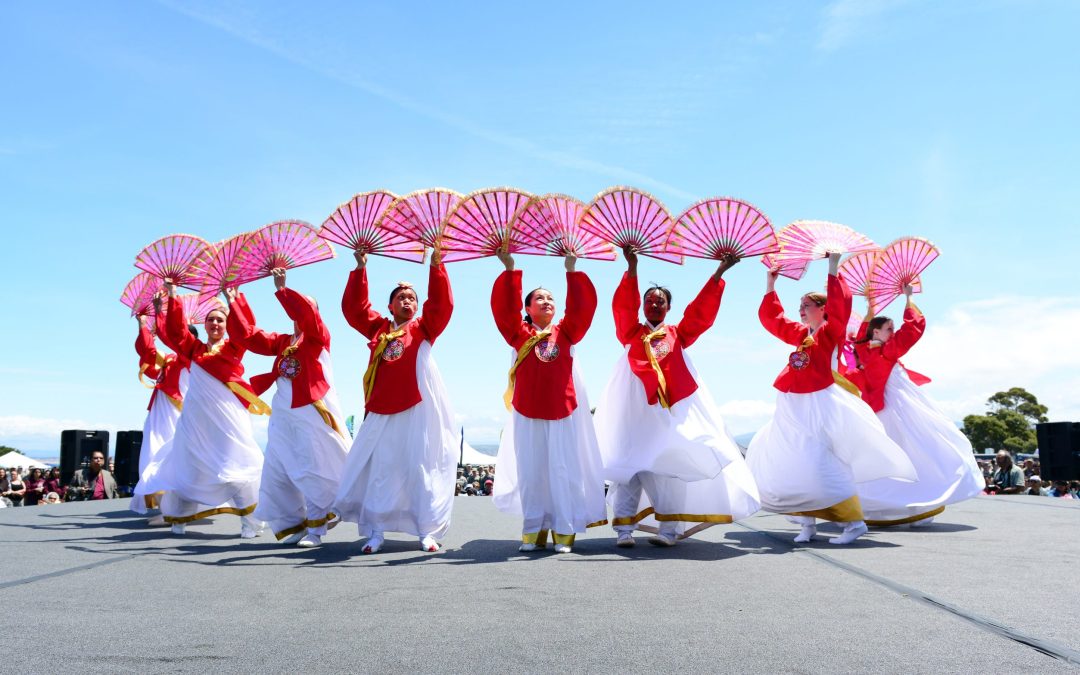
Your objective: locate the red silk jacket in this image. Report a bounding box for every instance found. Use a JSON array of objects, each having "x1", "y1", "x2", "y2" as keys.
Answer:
[
  {"x1": 135, "y1": 322, "x2": 187, "y2": 411},
  {"x1": 853, "y1": 305, "x2": 930, "y2": 412}
]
